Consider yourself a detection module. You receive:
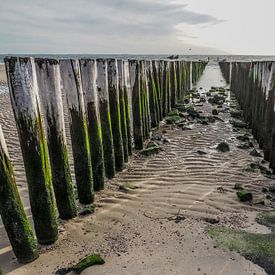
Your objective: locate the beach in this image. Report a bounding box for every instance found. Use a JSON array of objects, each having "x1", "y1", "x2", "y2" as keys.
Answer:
[
  {"x1": 0, "y1": 62, "x2": 272, "y2": 274},
  {"x1": 0, "y1": 64, "x2": 6, "y2": 84}
]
